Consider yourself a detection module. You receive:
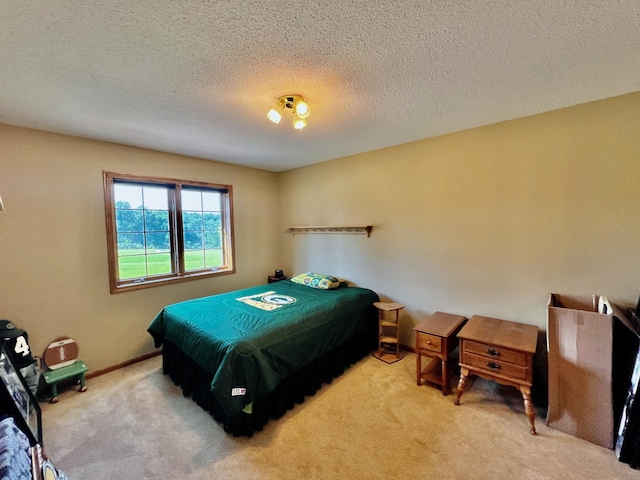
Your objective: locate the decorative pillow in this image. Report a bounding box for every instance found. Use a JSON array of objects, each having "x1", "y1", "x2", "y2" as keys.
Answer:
[{"x1": 290, "y1": 272, "x2": 344, "y2": 290}]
